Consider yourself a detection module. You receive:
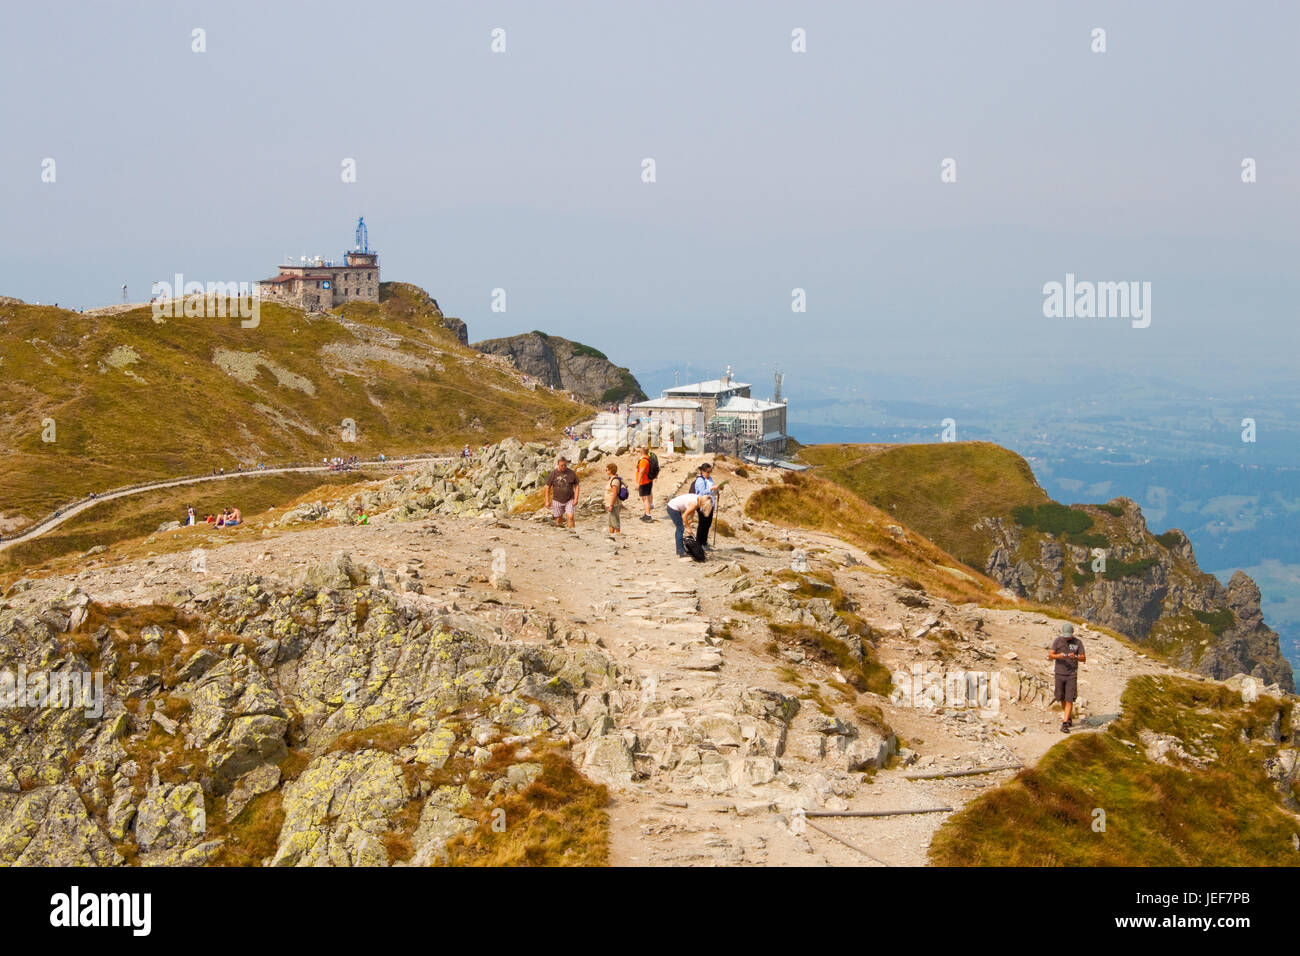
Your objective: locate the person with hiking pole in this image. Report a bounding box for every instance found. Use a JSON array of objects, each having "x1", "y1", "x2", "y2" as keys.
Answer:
[
  {"x1": 1048, "y1": 621, "x2": 1086, "y2": 733},
  {"x1": 691, "y1": 462, "x2": 718, "y2": 549}
]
